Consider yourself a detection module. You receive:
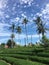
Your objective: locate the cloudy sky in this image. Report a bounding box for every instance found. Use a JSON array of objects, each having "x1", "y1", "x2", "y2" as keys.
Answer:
[{"x1": 0, "y1": 0, "x2": 49, "y2": 45}]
